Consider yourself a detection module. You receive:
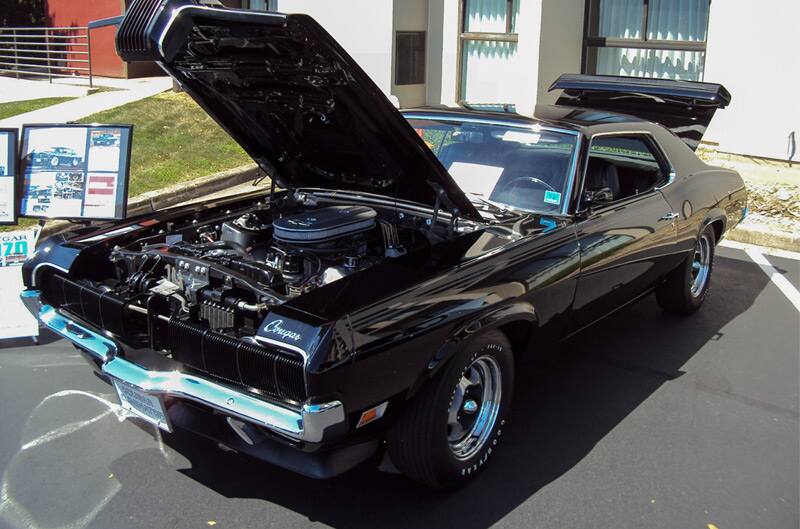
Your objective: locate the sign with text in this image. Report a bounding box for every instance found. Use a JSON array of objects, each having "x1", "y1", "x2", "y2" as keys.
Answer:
[
  {"x1": 0, "y1": 128, "x2": 18, "y2": 225},
  {"x1": 0, "y1": 228, "x2": 38, "y2": 340},
  {"x1": 19, "y1": 124, "x2": 132, "y2": 221}
]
